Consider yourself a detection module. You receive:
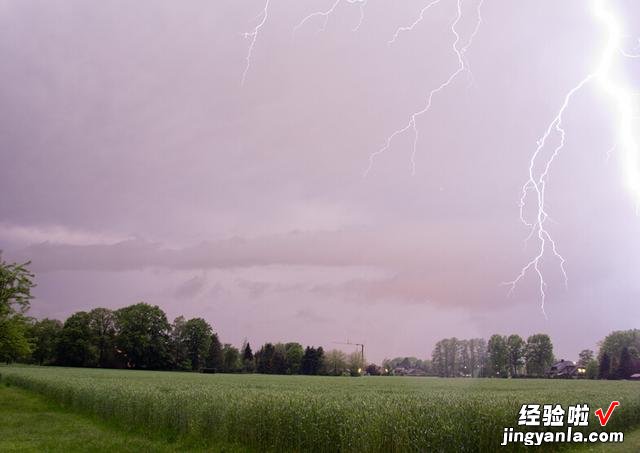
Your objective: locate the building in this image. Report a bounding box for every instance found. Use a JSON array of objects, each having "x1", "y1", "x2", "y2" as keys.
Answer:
[{"x1": 546, "y1": 359, "x2": 586, "y2": 379}]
